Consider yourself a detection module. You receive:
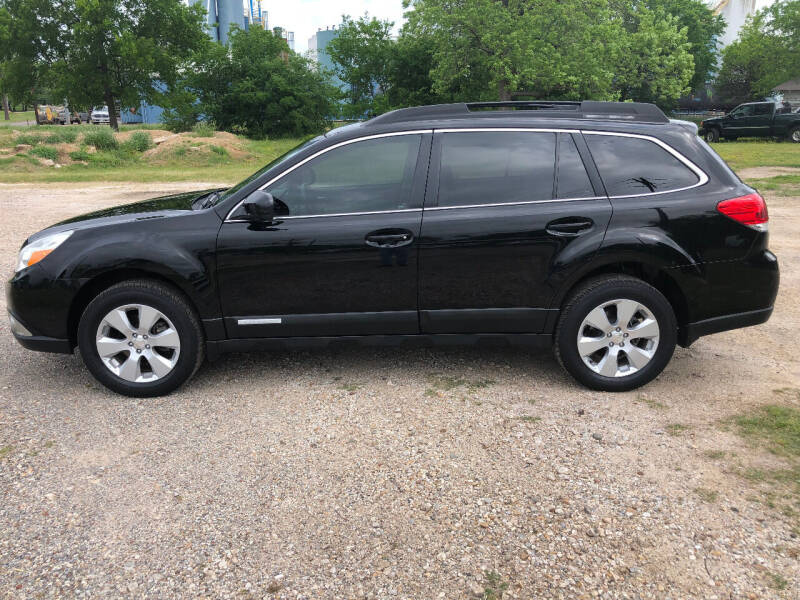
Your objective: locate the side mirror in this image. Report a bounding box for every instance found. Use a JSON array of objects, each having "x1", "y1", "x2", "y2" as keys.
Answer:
[{"x1": 243, "y1": 190, "x2": 275, "y2": 224}]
